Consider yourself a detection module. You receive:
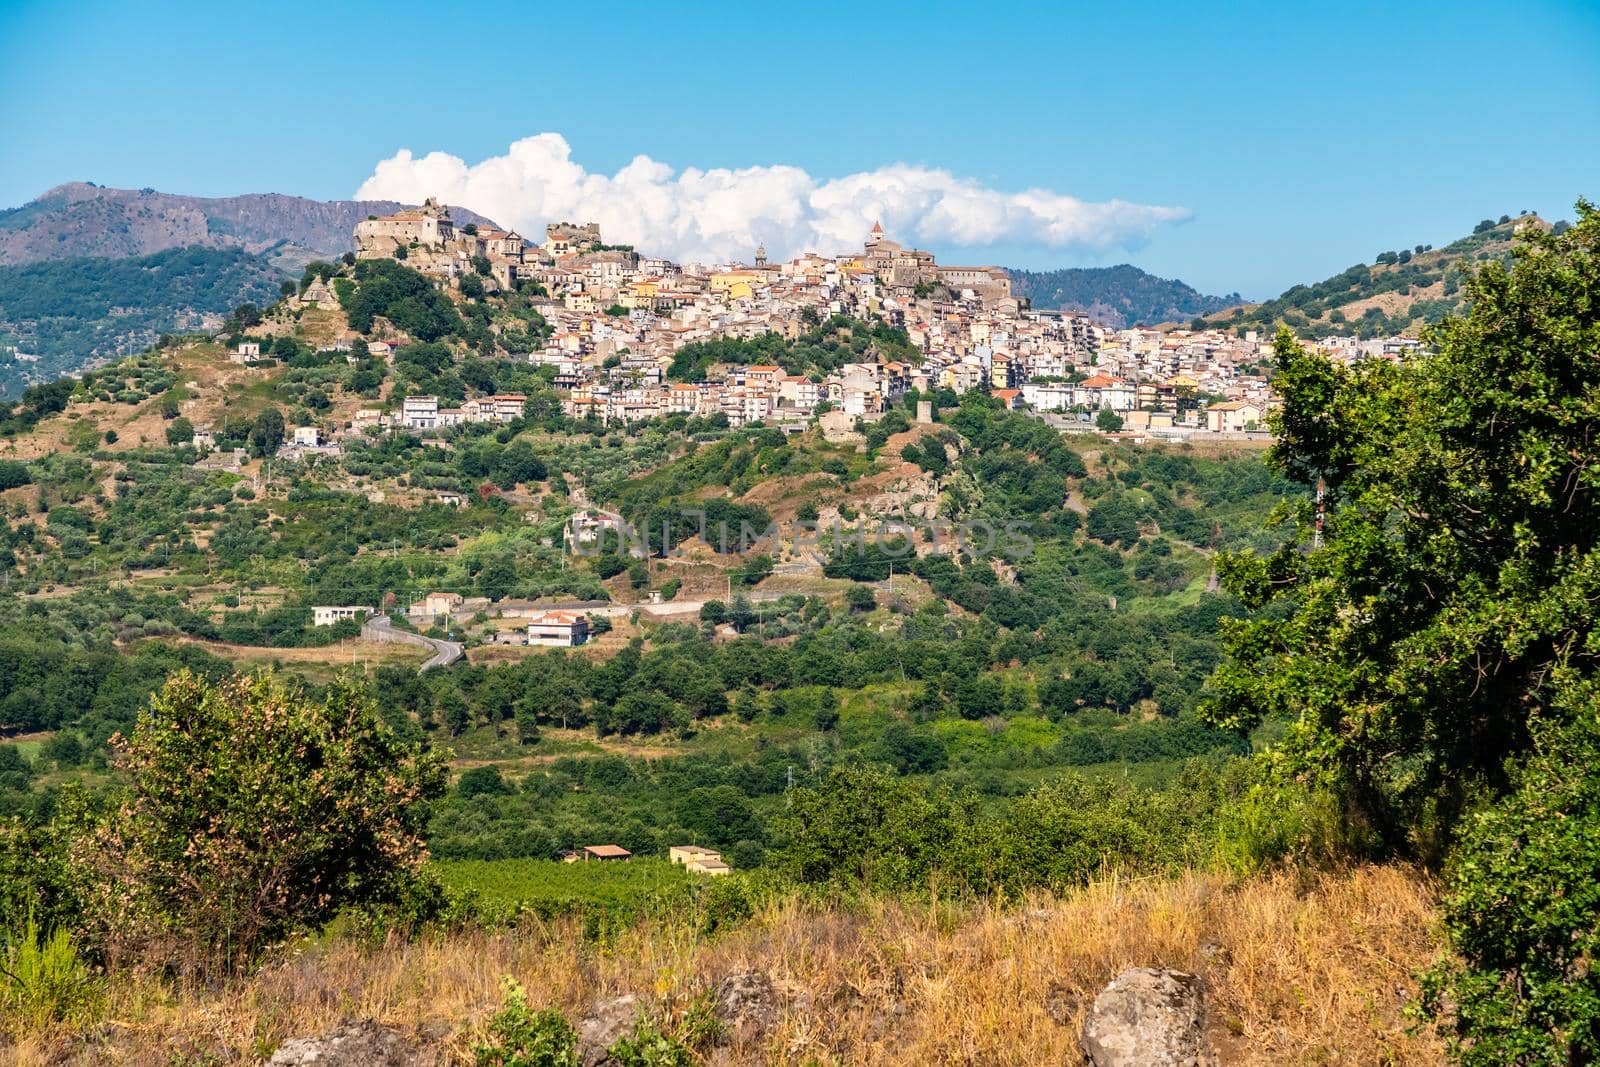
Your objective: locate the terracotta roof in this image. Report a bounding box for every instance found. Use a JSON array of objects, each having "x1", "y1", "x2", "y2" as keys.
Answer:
[
  {"x1": 529, "y1": 610, "x2": 585, "y2": 625},
  {"x1": 583, "y1": 844, "x2": 631, "y2": 858}
]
